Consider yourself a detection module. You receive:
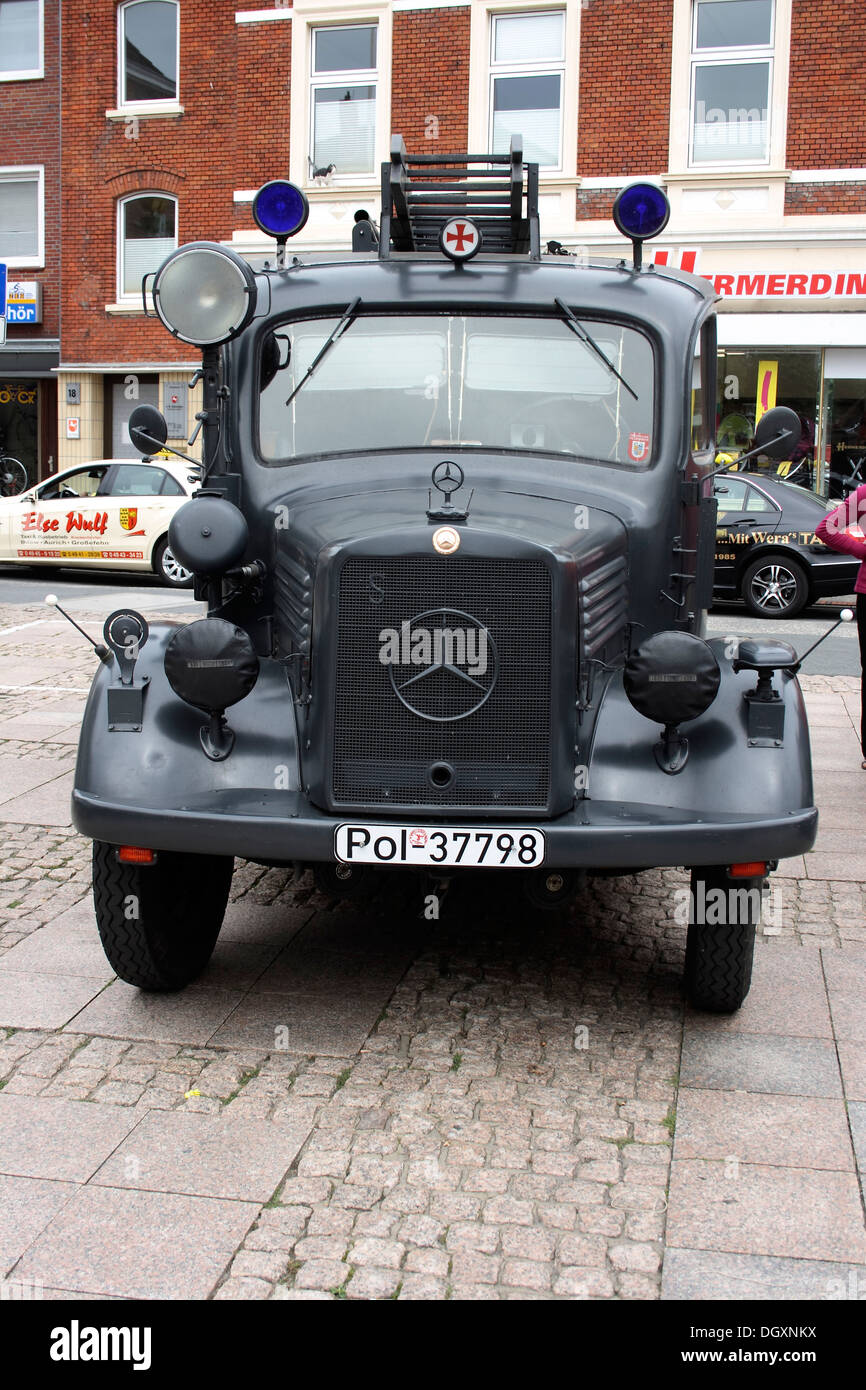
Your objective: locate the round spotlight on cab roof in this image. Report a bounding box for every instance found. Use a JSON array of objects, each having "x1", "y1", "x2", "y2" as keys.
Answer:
[
  {"x1": 612, "y1": 183, "x2": 671, "y2": 270},
  {"x1": 152, "y1": 242, "x2": 258, "y2": 347},
  {"x1": 252, "y1": 180, "x2": 310, "y2": 240}
]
